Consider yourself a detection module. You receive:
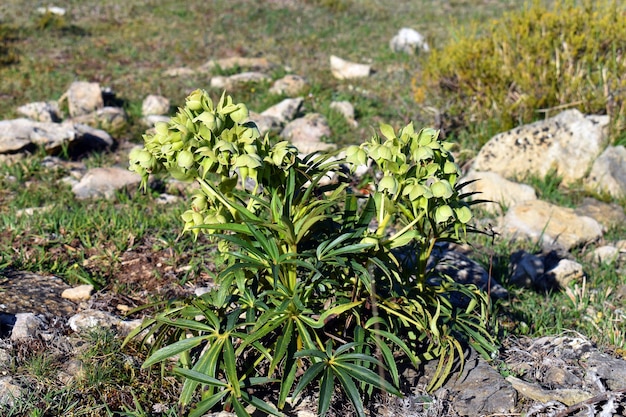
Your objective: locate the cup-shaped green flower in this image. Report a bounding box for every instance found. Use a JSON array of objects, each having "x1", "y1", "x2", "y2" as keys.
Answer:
[
  {"x1": 345, "y1": 145, "x2": 368, "y2": 169},
  {"x1": 430, "y1": 179, "x2": 454, "y2": 199},
  {"x1": 434, "y1": 204, "x2": 454, "y2": 223},
  {"x1": 378, "y1": 175, "x2": 399, "y2": 195},
  {"x1": 454, "y1": 205, "x2": 473, "y2": 224},
  {"x1": 268, "y1": 141, "x2": 298, "y2": 169}
]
